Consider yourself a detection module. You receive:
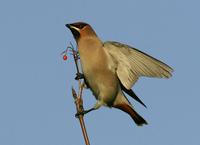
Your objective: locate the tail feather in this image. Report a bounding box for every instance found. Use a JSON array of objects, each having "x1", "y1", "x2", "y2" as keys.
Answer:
[
  {"x1": 114, "y1": 103, "x2": 148, "y2": 126},
  {"x1": 120, "y1": 83, "x2": 147, "y2": 108}
]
